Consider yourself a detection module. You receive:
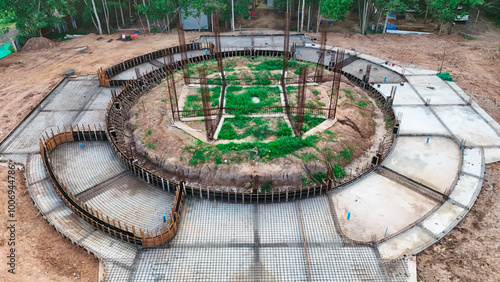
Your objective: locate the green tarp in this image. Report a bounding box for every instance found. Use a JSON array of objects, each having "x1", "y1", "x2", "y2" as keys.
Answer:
[
  {"x1": 437, "y1": 72, "x2": 454, "y2": 82},
  {"x1": 0, "y1": 42, "x2": 12, "y2": 59}
]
